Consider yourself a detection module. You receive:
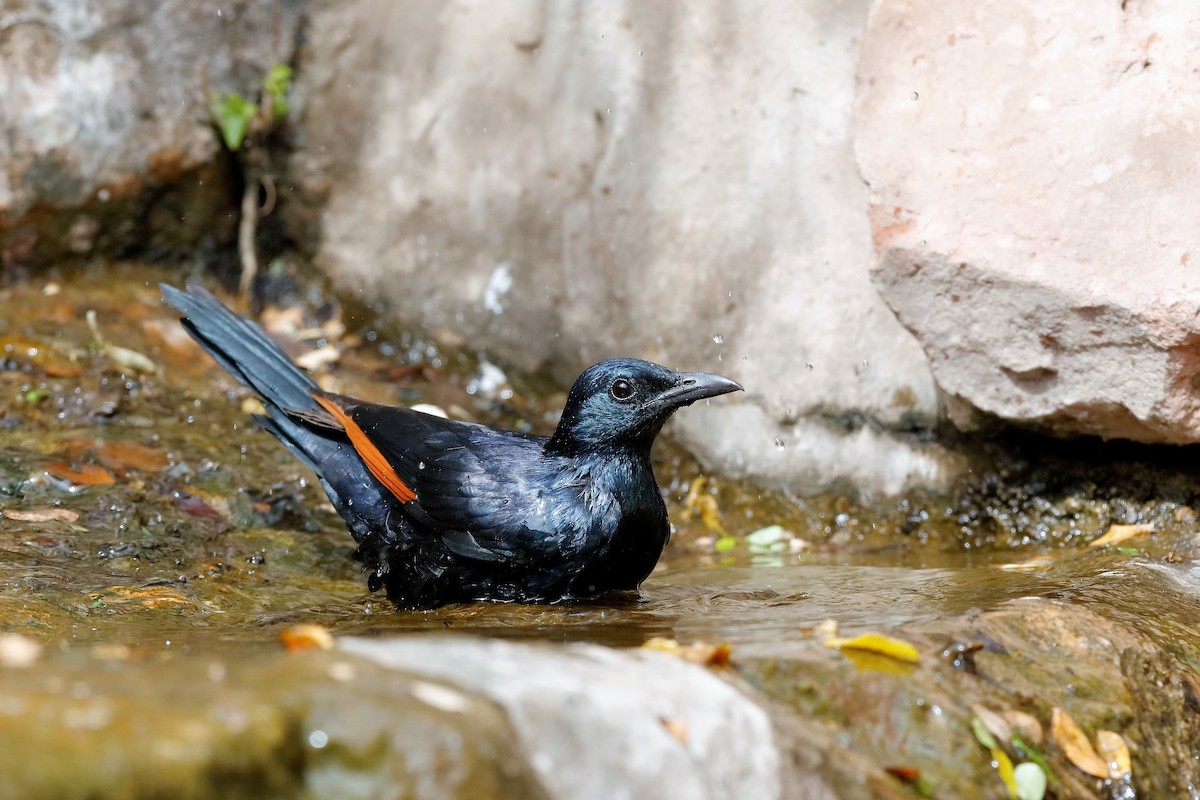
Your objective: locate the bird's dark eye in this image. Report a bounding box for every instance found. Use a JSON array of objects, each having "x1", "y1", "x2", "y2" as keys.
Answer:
[{"x1": 610, "y1": 378, "x2": 635, "y2": 401}]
